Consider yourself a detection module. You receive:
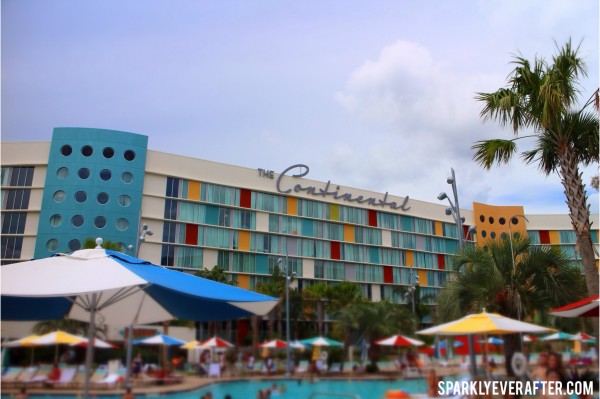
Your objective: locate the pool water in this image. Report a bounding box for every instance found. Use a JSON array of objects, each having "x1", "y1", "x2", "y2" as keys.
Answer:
[{"x1": 8, "y1": 378, "x2": 427, "y2": 399}]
